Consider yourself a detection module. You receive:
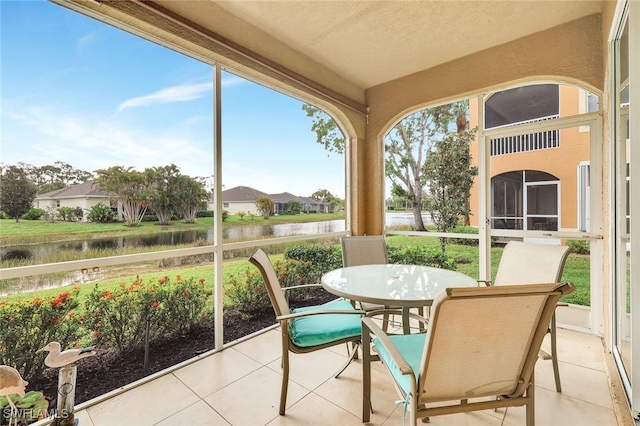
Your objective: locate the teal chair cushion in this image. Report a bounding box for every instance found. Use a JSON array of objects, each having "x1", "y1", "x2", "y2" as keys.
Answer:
[
  {"x1": 373, "y1": 333, "x2": 425, "y2": 395},
  {"x1": 289, "y1": 300, "x2": 362, "y2": 347}
]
